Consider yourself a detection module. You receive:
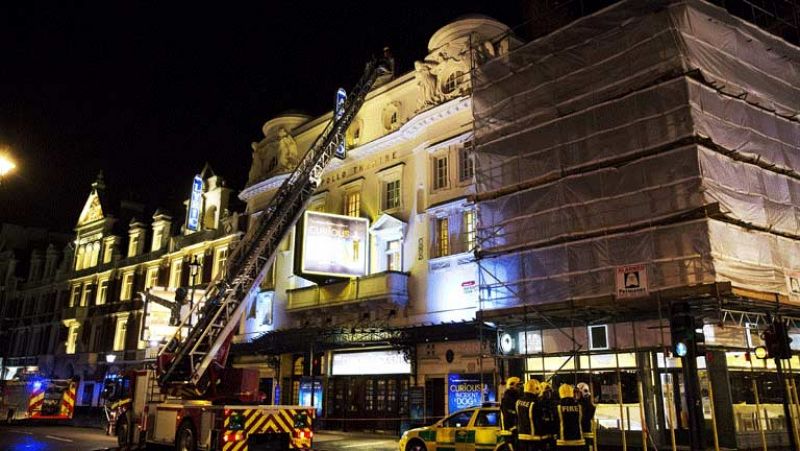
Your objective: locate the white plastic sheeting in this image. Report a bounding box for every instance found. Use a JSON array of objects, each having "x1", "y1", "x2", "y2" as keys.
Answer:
[{"x1": 473, "y1": 0, "x2": 800, "y2": 303}]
